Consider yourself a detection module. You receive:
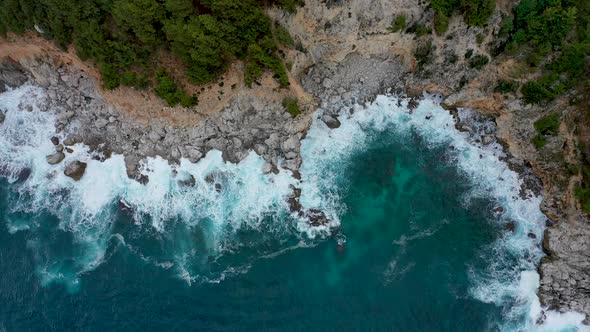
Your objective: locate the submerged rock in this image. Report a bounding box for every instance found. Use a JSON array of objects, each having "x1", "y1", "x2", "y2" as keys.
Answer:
[
  {"x1": 46, "y1": 152, "x2": 65, "y2": 165},
  {"x1": 64, "y1": 160, "x2": 87, "y2": 181},
  {"x1": 178, "y1": 174, "x2": 196, "y2": 187},
  {"x1": 0, "y1": 112, "x2": 4, "y2": 124}
]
